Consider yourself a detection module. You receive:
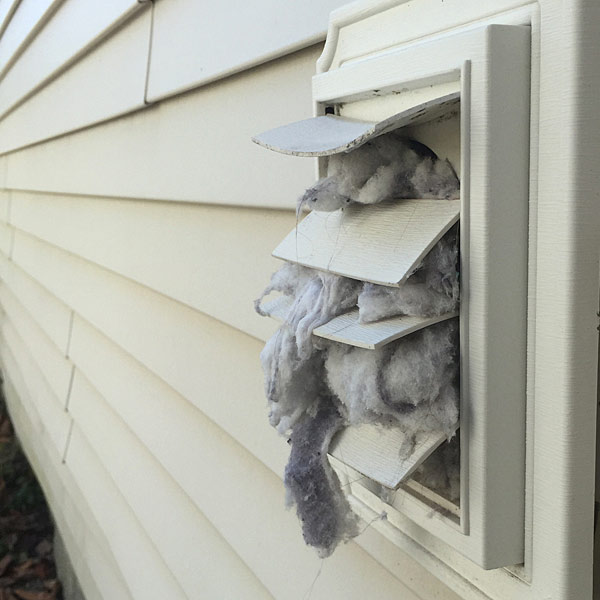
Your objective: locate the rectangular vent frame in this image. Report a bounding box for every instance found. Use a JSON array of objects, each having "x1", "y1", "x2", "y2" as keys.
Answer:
[{"x1": 255, "y1": 21, "x2": 530, "y2": 571}]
